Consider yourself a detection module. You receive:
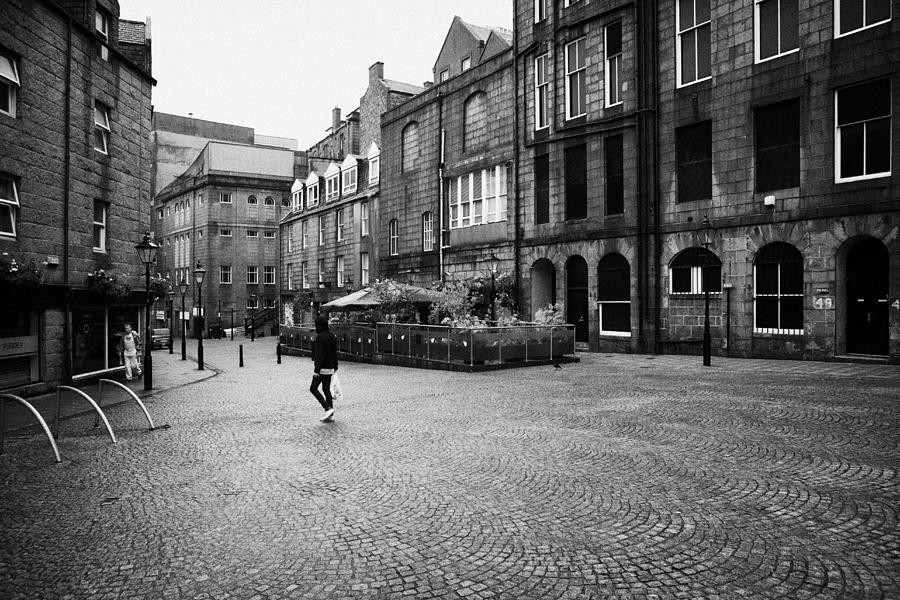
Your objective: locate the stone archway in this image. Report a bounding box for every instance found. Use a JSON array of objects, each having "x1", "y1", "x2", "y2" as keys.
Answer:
[{"x1": 530, "y1": 259, "x2": 556, "y2": 319}]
